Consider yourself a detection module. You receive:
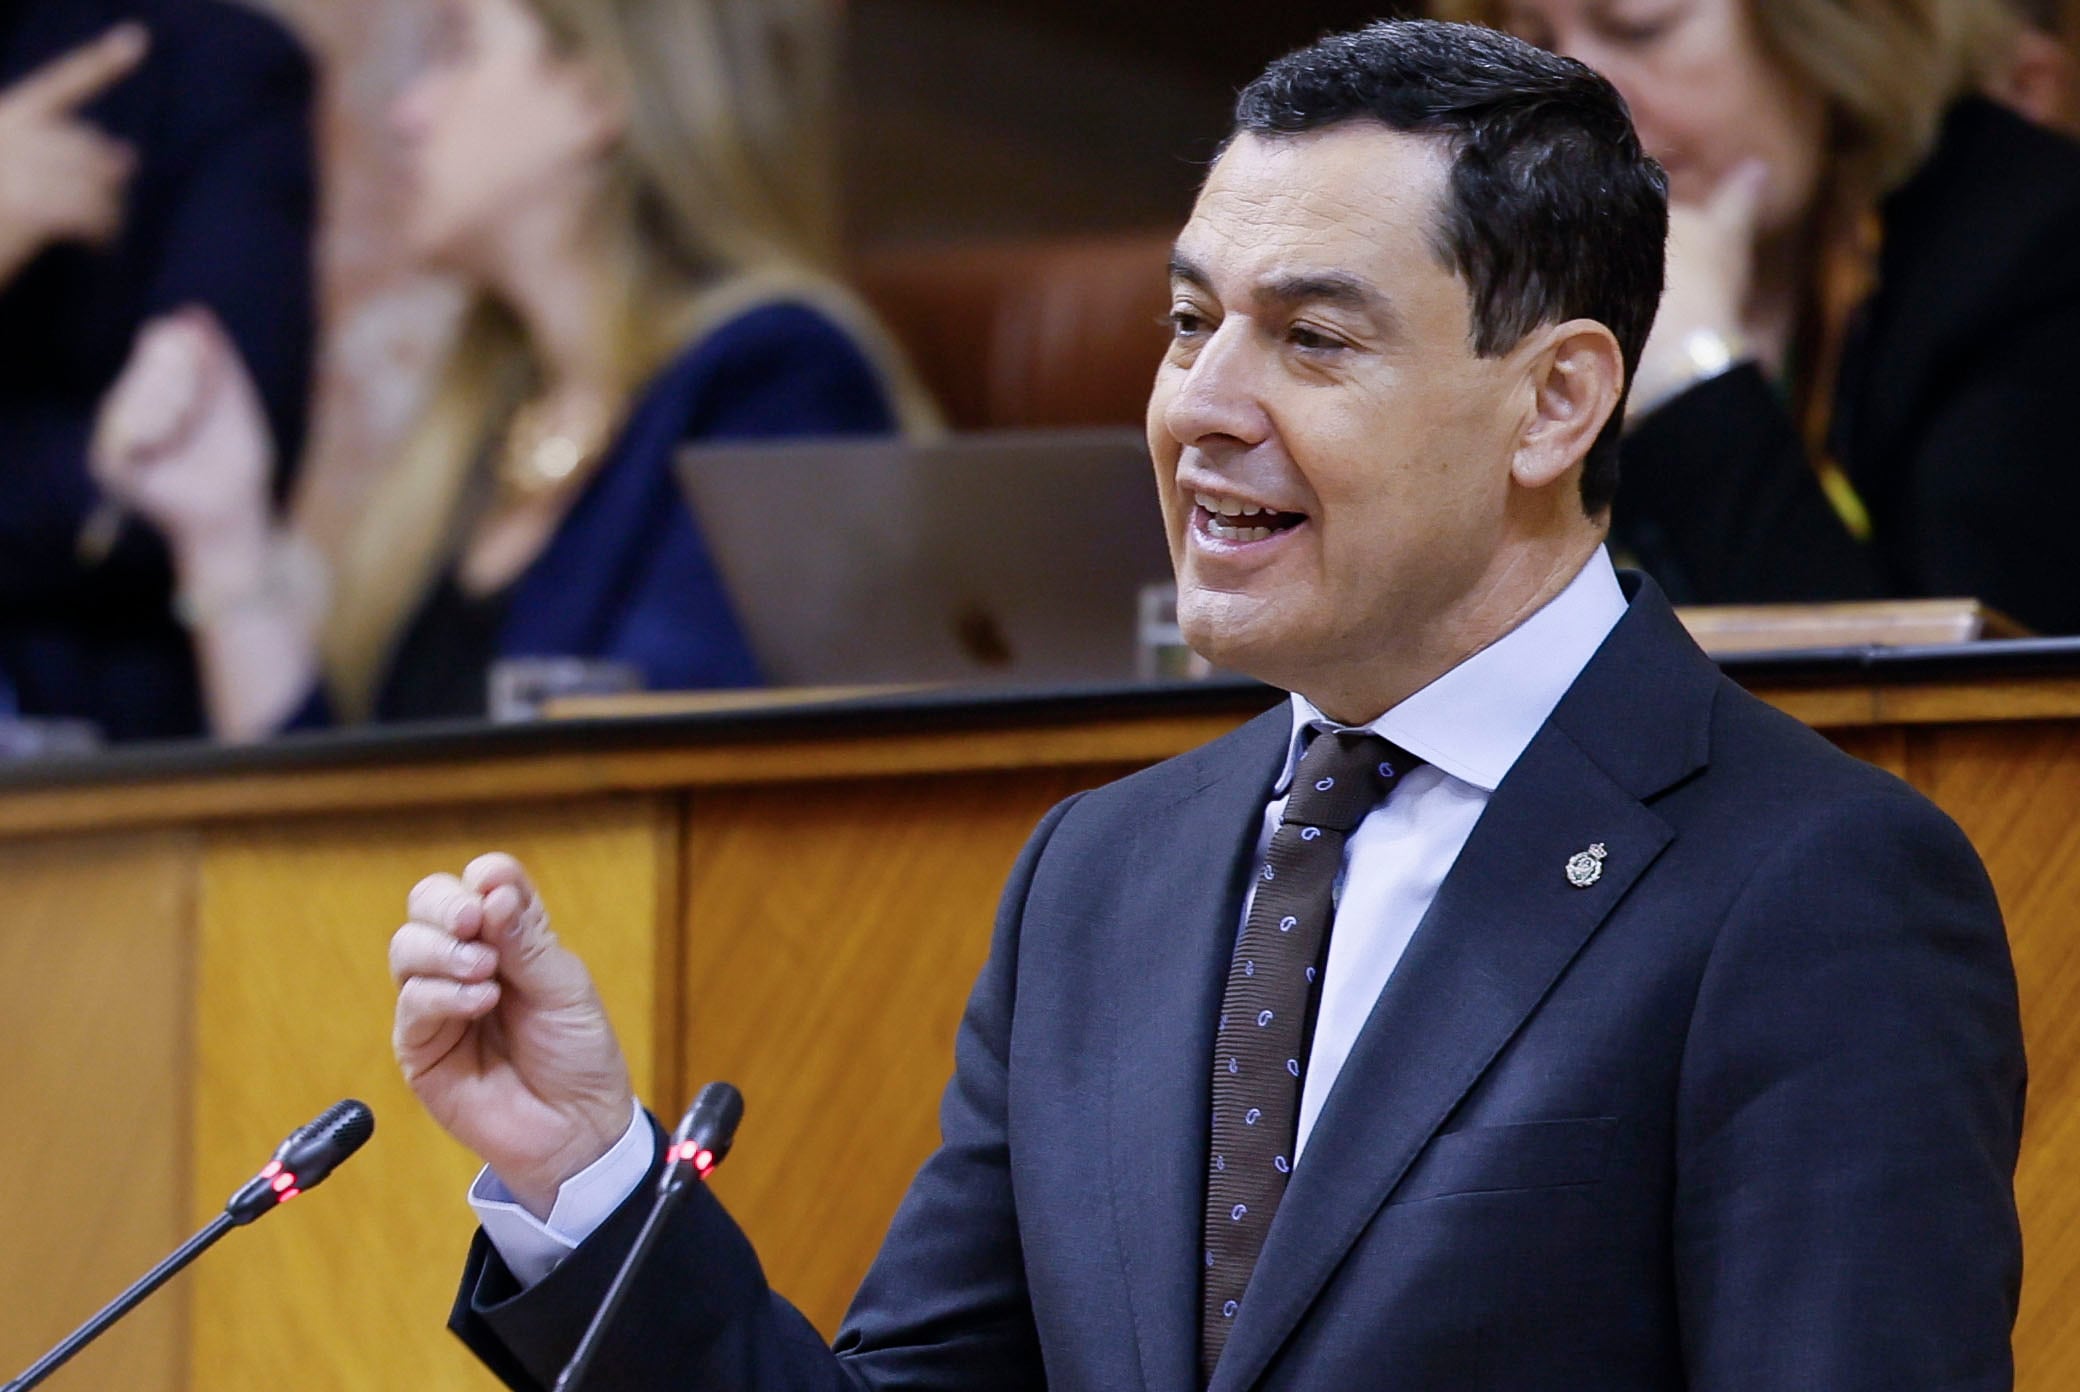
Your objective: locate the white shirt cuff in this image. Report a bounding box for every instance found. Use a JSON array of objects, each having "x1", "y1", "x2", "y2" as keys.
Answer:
[{"x1": 467, "y1": 1100, "x2": 655, "y2": 1290}]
